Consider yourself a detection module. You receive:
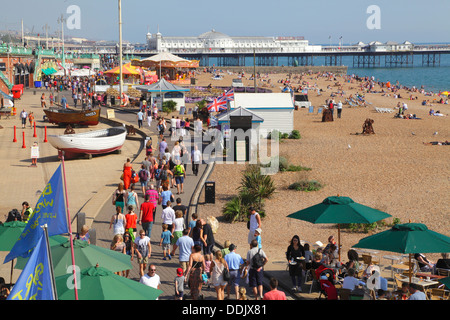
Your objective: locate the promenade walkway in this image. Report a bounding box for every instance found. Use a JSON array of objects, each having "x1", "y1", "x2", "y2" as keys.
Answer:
[{"x1": 1, "y1": 87, "x2": 398, "y2": 301}]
